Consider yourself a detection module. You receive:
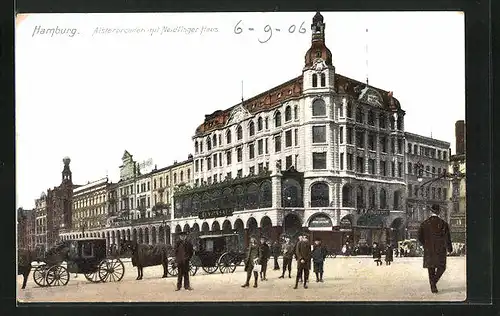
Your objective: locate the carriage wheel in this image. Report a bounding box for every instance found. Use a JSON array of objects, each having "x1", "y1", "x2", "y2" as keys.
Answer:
[
  {"x1": 99, "y1": 258, "x2": 125, "y2": 282},
  {"x1": 189, "y1": 255, "x2": 200, "y2": 276},
  {"x1": 33, "y1": 265, "x2": 49, "y2": 287},
  {"x1": 218, "y1": 253, "x2": 237, "y2": 274},
  {"x1": 46, "y1": 265, "x2": 70, "y2": 287},
  {"x1": 84, "y1": 271, "x2": 102, "y2": 283},
  {"x1": 202, "y1": 265, "x2": 218, "y2": 274},
  {"x1": 166, "y1": 258, "x2": 178, "y2": 276}
]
